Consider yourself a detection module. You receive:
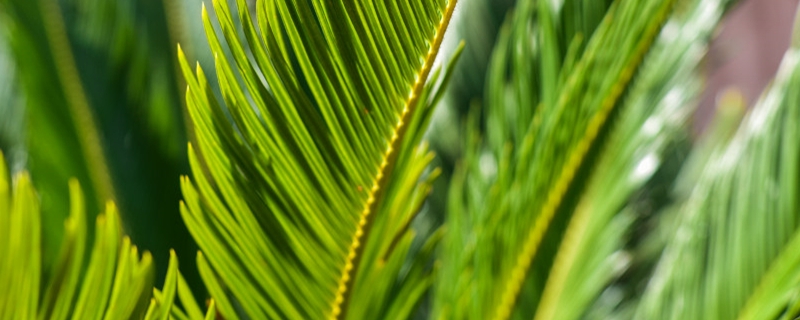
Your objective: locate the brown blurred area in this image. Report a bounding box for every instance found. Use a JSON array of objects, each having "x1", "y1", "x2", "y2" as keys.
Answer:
[{"x1": 696, "y1": 0, "x2": 800, "y2": 134}]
